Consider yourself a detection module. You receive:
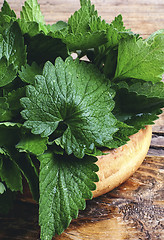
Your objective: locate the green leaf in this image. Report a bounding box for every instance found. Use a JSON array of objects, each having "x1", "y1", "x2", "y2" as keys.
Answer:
[
  {"x1": 1, "y1": 0, "x2": 16, "y2": 18},
  {"x1": 62, "y1": 31, "x2": 107, "y2": 51},
  {"x1": 59, "y1": 0, "x2": 107, "y2": 50},
  {"x1": 89, "y1": 15, "x2": 109, "y2": 33},
  {"x1": 20, "y1": 0, "x2": 45, "y2": 24},
  {"x1": 39, "y1": 152, "x2": 98, "y2": 239},
  {"x1": 68, "y1": 0, "x2": 97, "y2": 35},
  {"x1": 46, "y1": 21, "x2": 67, "y2": 32},
  {"x1": 112, "y1": 80, "x2": 163, "y2": 130},
  {"x1": 125, "y1": 109, "x2": 162, "y2": 130},
  {"x1": 3, "y1": 21, "x2": 27, "y2": 70},
  {"x1": 16, "y1": 133, "x2": 48, "y2": 155},
  {"x1": 146, "y1": 29, "x2": 164, "y2": 44},
  {"x1": 5, "y1": 147, "x2": 39, "y2": 202},
  {"x1": 88, "y1": 15, "x2": 137, "y2": 77},
  {"x1": 21, "y1": 57, "x2": 117, "y2": 158},
  {"x1": 0, "y1": 121, "x2": 21, "y2": 128},
  {"x1": 0, "y1": 57, "x2": 16, "y2": 87},
  {"x1": 17, "y1": 19, "x2": 47, "y2": 36},
  {"x1": 0, "y1": 121, "x2": 39, "y2": 201},
  {"x1": 19, "y1": 62, "x2": 42, "y2": 85},
  {"x1": 0, "y1": 97, "x2": 12, "y2": 121},
  {"x1": 114, "y1": 33, "x2": 164, "y2": 82},
  {"x1": 17, "y1": 153, "x2": 39, "y2": 202},
  {"x1": 0, "y1": 1, "x2": 16, "y2": 32},
  {"x1": 0, "y1": 182, "x2": 6, "y2": 194},
  {"x1": 0, "y1": 149, "x2": 23, "y2": 192},
  {"x1": 113, "y1": 80, "x2": 164, "y2": 114},
  {"x1": 106, "y1": 121, "x2": 136, "y2": 148}
]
